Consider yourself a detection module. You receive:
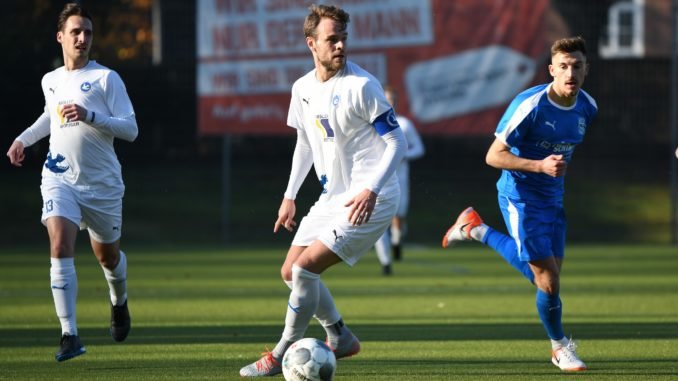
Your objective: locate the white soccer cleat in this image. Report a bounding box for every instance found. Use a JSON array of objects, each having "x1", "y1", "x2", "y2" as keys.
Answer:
[
  {"x1": 442, "y1": 207, "x2": 484, "y2": 248},
  {"x1": 239, "y1": 351, "x2": 282, "y2": 377},
  {"x1": 551, "y1": 339, "x2": 587, "y2": 372}
]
